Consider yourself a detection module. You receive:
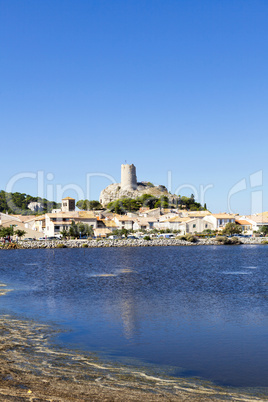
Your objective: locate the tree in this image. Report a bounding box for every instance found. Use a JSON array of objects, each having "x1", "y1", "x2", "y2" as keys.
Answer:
[
  {"x1": 60, "y1": 229, "x2": 68, "y2": 239},
  {"x1": 107, "y1": 200, "x2": 125, "y2": 214},
  {"x1": 180, "y1": 196, "x2": 202, "y2": 211},
  {"x1": 78, "y1": 223, "x2": 94, "y2": 238},
  {"x1": 68, "y1": 221, "x2": 80, "y2": 238},
  {"x1": 112, "y1": 228, "x2": 129, "y2": 238},
  {"x1": 222, "y1": 223, "x2": 242, "y2": 236},
  {"x1": 15, "y1": 229, "x2": 26, "y2": 239},
  {"x1": 68, "y1": 221, "x2": 94, "y2": 238},
  {"x1": 137, "y1": 194, "x2": 158, "y2": 209},
  {"x1": 155, "y1": 196, "x2": 169, "y2": 209},
  {"x1": 76, "y1": 200, "x2": 103, "y2": 210},
  {"x1": 0, "y1": 226, "x2": 14, "y2": 237},
  {"x1": 259, "y1": 226, "x2": 268, "y2": 235}
]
